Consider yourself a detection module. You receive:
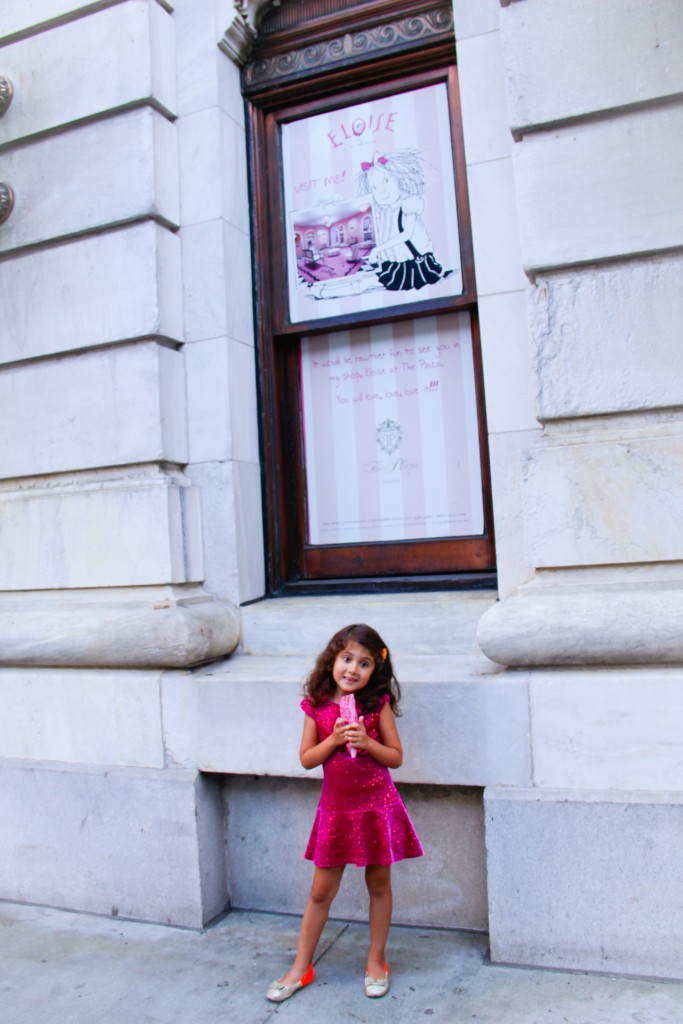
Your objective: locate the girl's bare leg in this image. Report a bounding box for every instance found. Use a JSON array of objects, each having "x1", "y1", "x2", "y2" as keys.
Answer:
[
  {"x1": 365, "y1": 864, "x2": 392, "y2": 977},
  {"x1": 279, "y1": 865, "x2": 345, "y2": 984}
]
